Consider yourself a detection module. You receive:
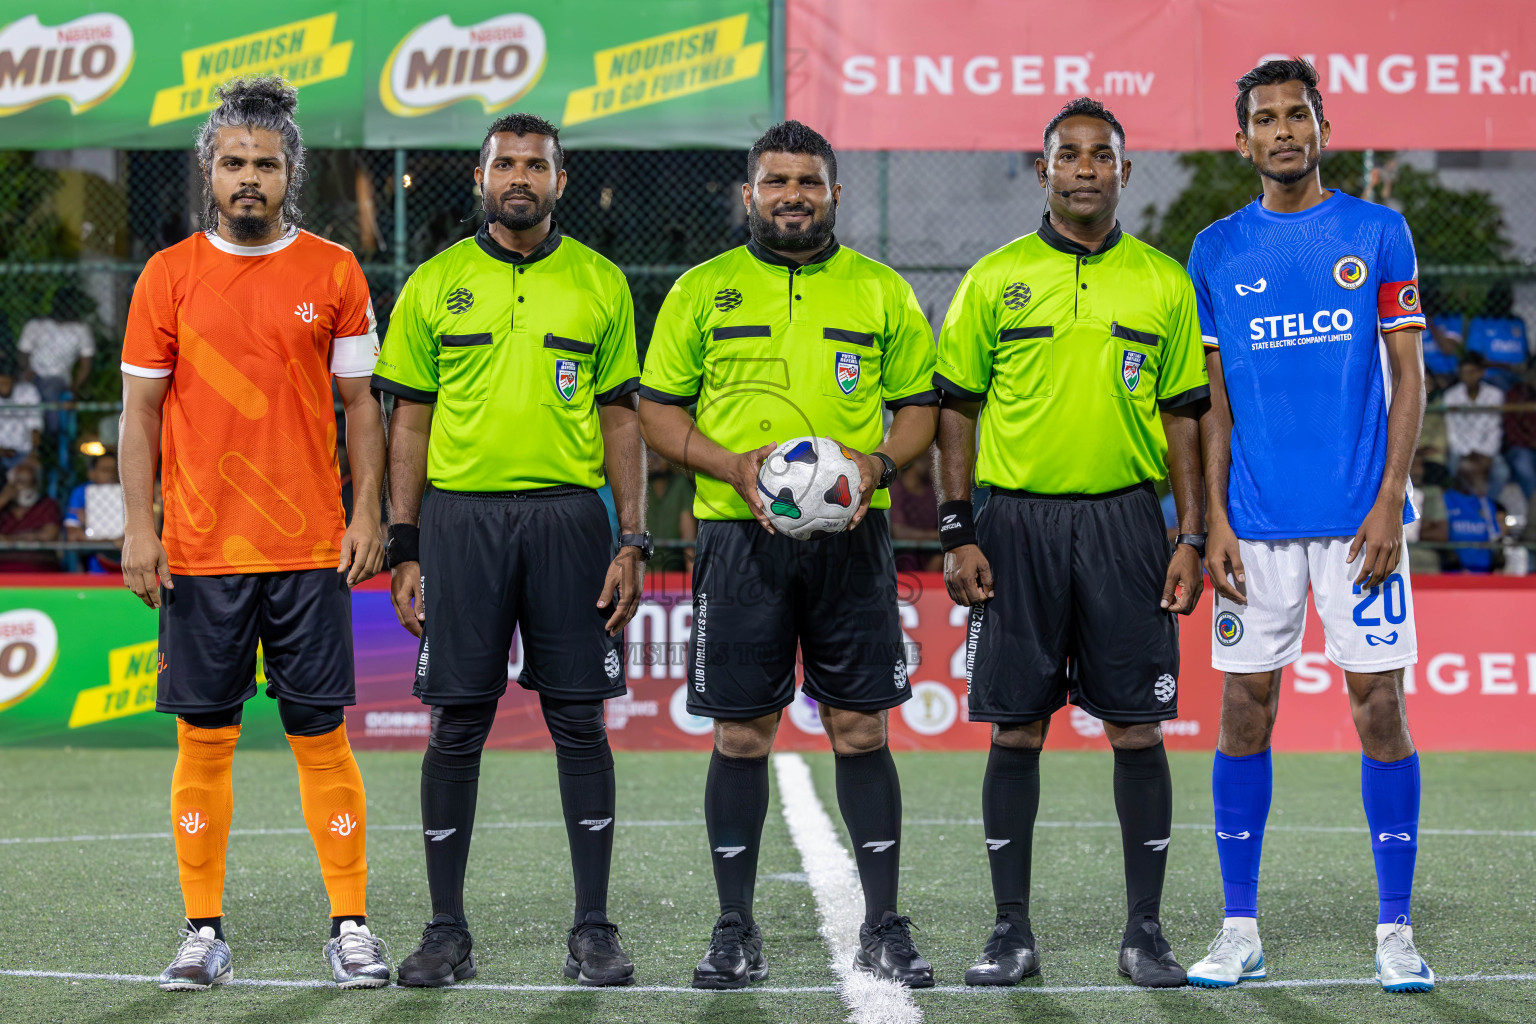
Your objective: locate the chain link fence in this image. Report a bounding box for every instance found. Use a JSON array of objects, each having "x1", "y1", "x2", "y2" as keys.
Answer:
[{"x1": 2, "y1": 145, "x2": 1533, "y2": 571}]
